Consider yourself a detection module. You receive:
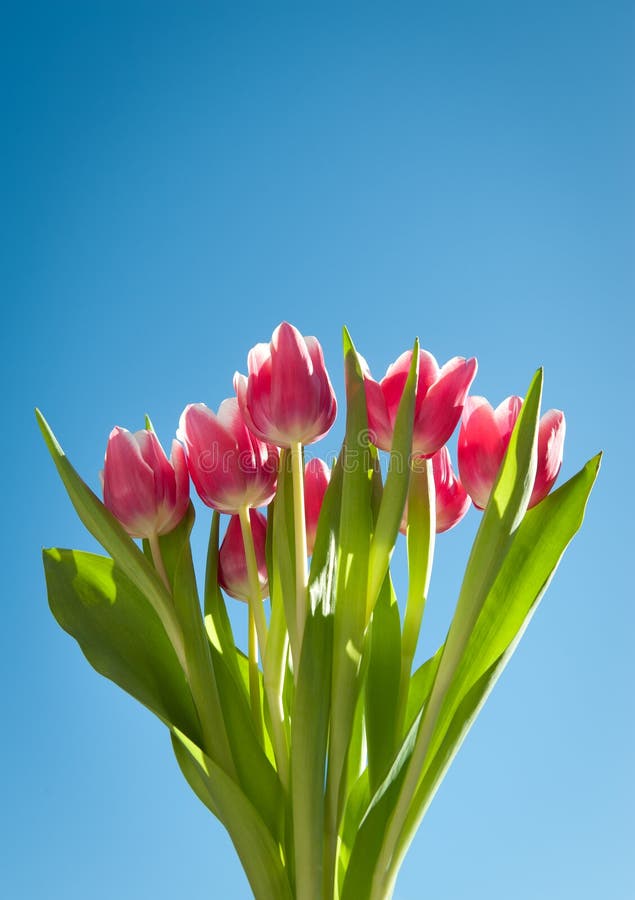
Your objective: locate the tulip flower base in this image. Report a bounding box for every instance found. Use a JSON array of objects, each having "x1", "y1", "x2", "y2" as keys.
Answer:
[{"x1": 38, "y1": 324, "x2": 600, "y2": 900}]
